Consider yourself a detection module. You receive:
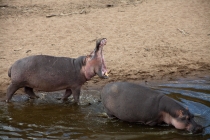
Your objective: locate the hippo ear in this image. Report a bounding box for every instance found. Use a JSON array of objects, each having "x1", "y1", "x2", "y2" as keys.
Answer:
[
  {"x1": 83, "y1": 55, "x2": 91, "y2": 65},
  {"x1": 83, "y1": 56, "x2": 87, "y2": 65},
  {"x1": 90, "y1": 51, "x2": 95, "y2": 58},
  {"x1": 176, "y1": 110, "x2": 184, "y2": 118}
]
